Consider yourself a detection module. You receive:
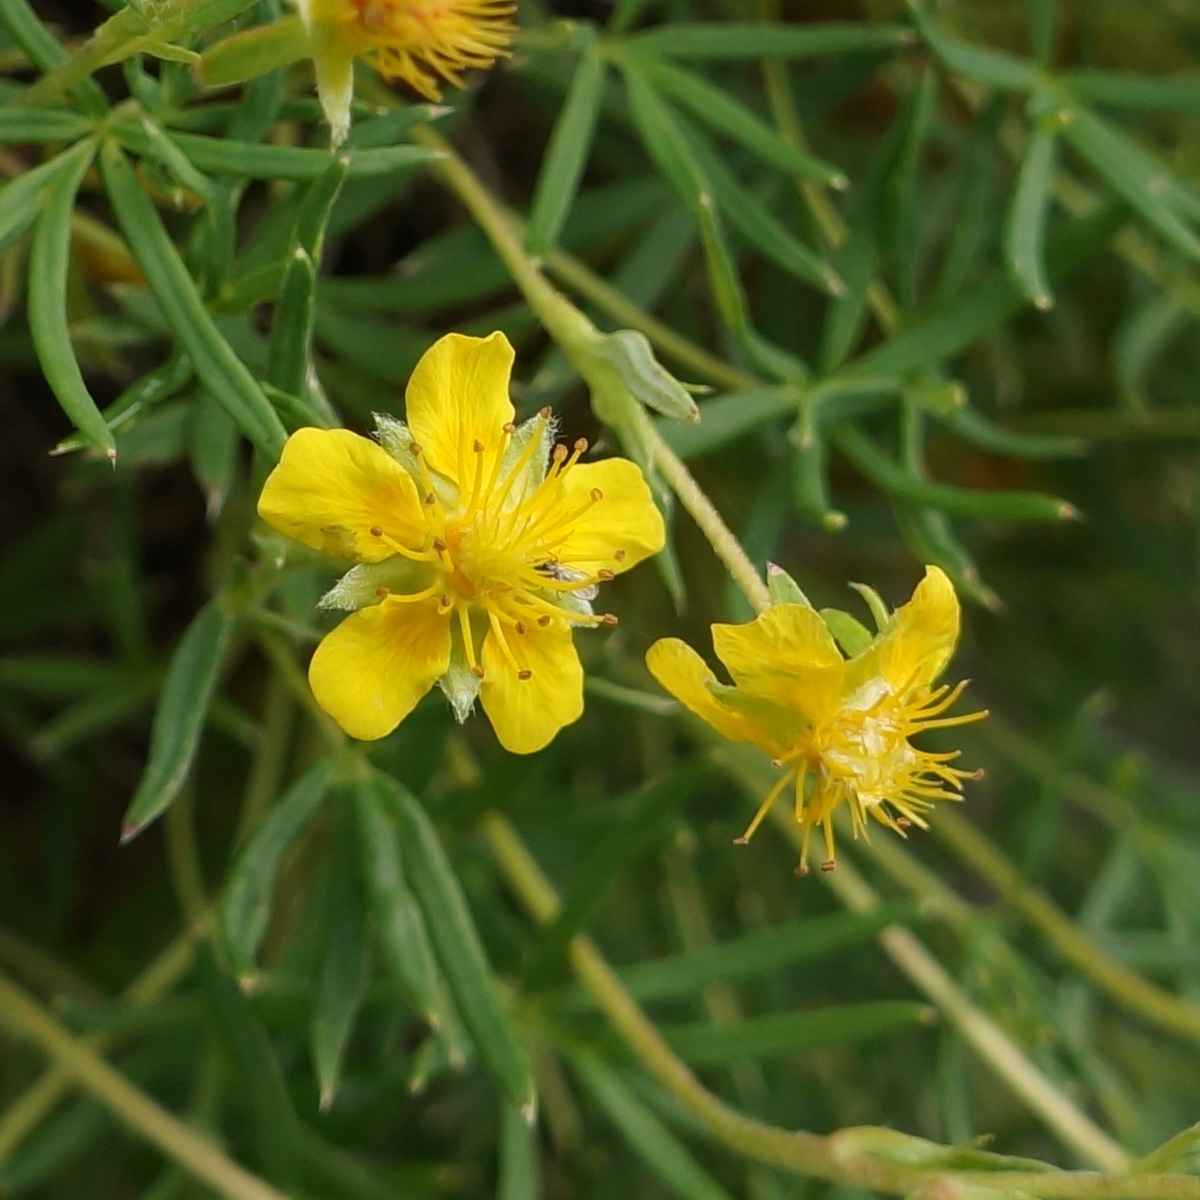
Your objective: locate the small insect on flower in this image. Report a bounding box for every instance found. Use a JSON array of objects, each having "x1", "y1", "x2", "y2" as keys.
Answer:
[
  {"x1": 646, "y1": 567, "x2": 986, "y2": 876},
  {"x1": 295, "y1": 0, "x2": 516, "y2": 144},
  {"x1": 257, "y1": 331, "x2": 665, "y2": 754}
]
